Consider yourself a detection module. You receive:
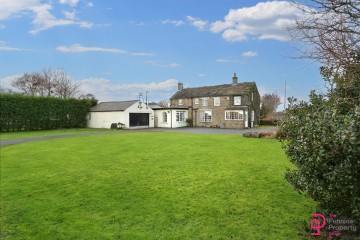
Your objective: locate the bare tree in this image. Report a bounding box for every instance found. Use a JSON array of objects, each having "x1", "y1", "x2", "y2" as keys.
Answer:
[
  {"x1": 53, "y1": 69, "x2": 80, "y2": 99},
  {"x1": 11, "y1": 72, "x2": 42, "y2": 96},
  {"x1": 158, "y1": 99, "x2": 170, "y2": 107},
  {"x1": 260, "y1": 93, "x2": 281, "y2": 119},
  {"x1": 289, "y1": 0, "x2": 360, "y2": 72},
  {"x1": 11, "y1": 68, "x2": 80, "y2": 98}
]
